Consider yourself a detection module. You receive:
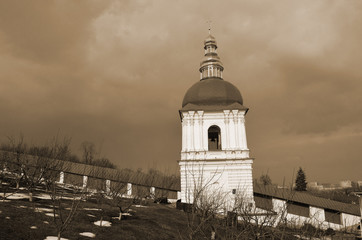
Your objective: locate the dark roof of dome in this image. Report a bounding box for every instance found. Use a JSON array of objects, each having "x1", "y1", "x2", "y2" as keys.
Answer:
[{"x1": 181, "y1": 77, "x2": 247, "y2": 111}]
